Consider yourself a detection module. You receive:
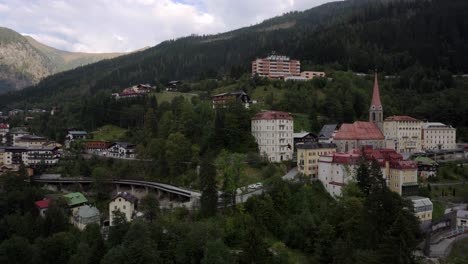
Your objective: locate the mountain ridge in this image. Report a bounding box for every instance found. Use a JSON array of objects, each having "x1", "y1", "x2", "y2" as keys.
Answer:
[{"x1": 0, "y1": 27, "x2": 125, "y2": 92}]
